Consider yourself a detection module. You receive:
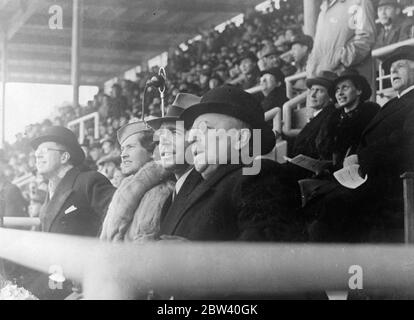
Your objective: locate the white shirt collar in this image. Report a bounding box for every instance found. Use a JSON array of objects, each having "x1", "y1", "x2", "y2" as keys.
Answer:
[
  {"x1": 398, "y1": 85, "x2": 414, "y2": 99},
  {"x1": 175, "y1": 168, "x2": 193, "y2": 195},
  {"x1": 313, "y1": 109, "x2": 323, "y2": 118}
]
